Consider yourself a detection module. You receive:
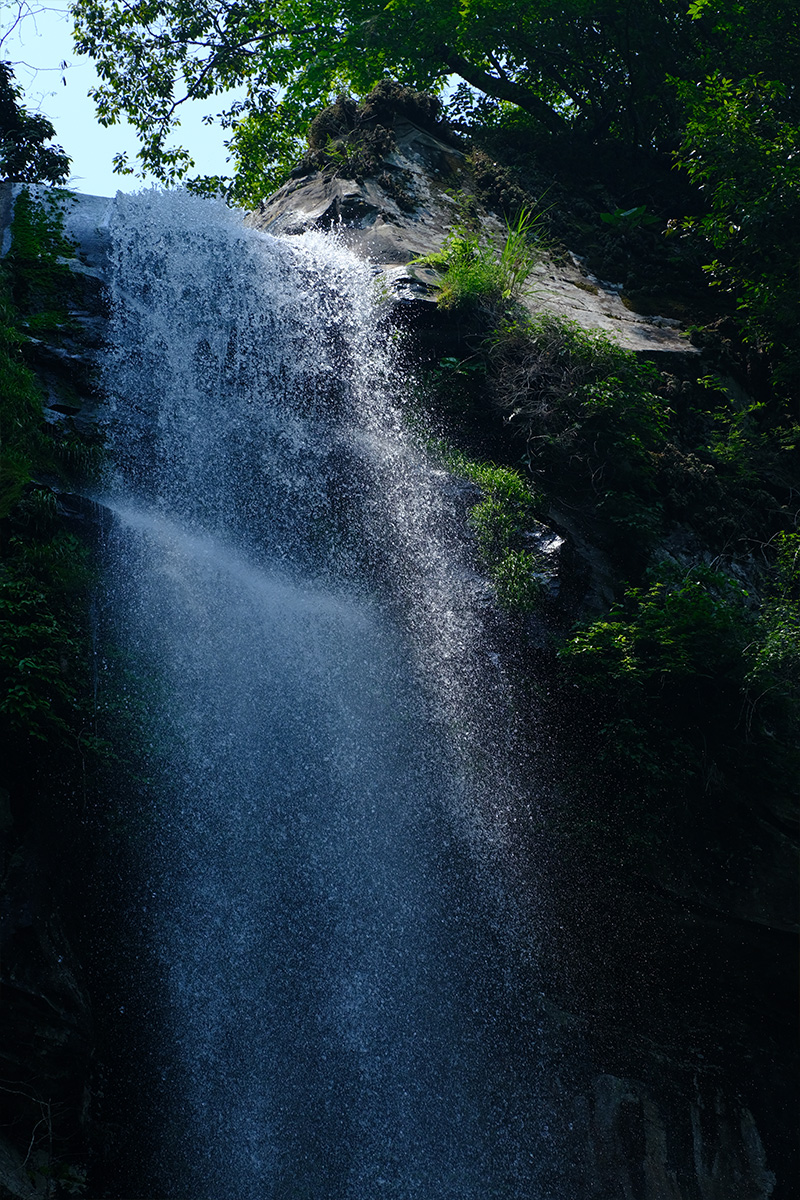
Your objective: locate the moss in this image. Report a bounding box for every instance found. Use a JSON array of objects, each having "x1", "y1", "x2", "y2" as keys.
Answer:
[
  {"x1": 301, "y1": 81, "x2": 452, "y2": 182},
  {"x1": 433, "y1": 446, "x2": 547, "y2": 612},
  {"x1": 307, "y1": 81, "x2": 444, "y2": 149},
  {"x1": 0, "y1": 188, "x2": 103, "y2": 812},
  {"x1": 5, "y1": 186, "x2": 78, "y2": 321},
  {"x1": 465, "y1": 147, "x2": 535, "y2": 222}
]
